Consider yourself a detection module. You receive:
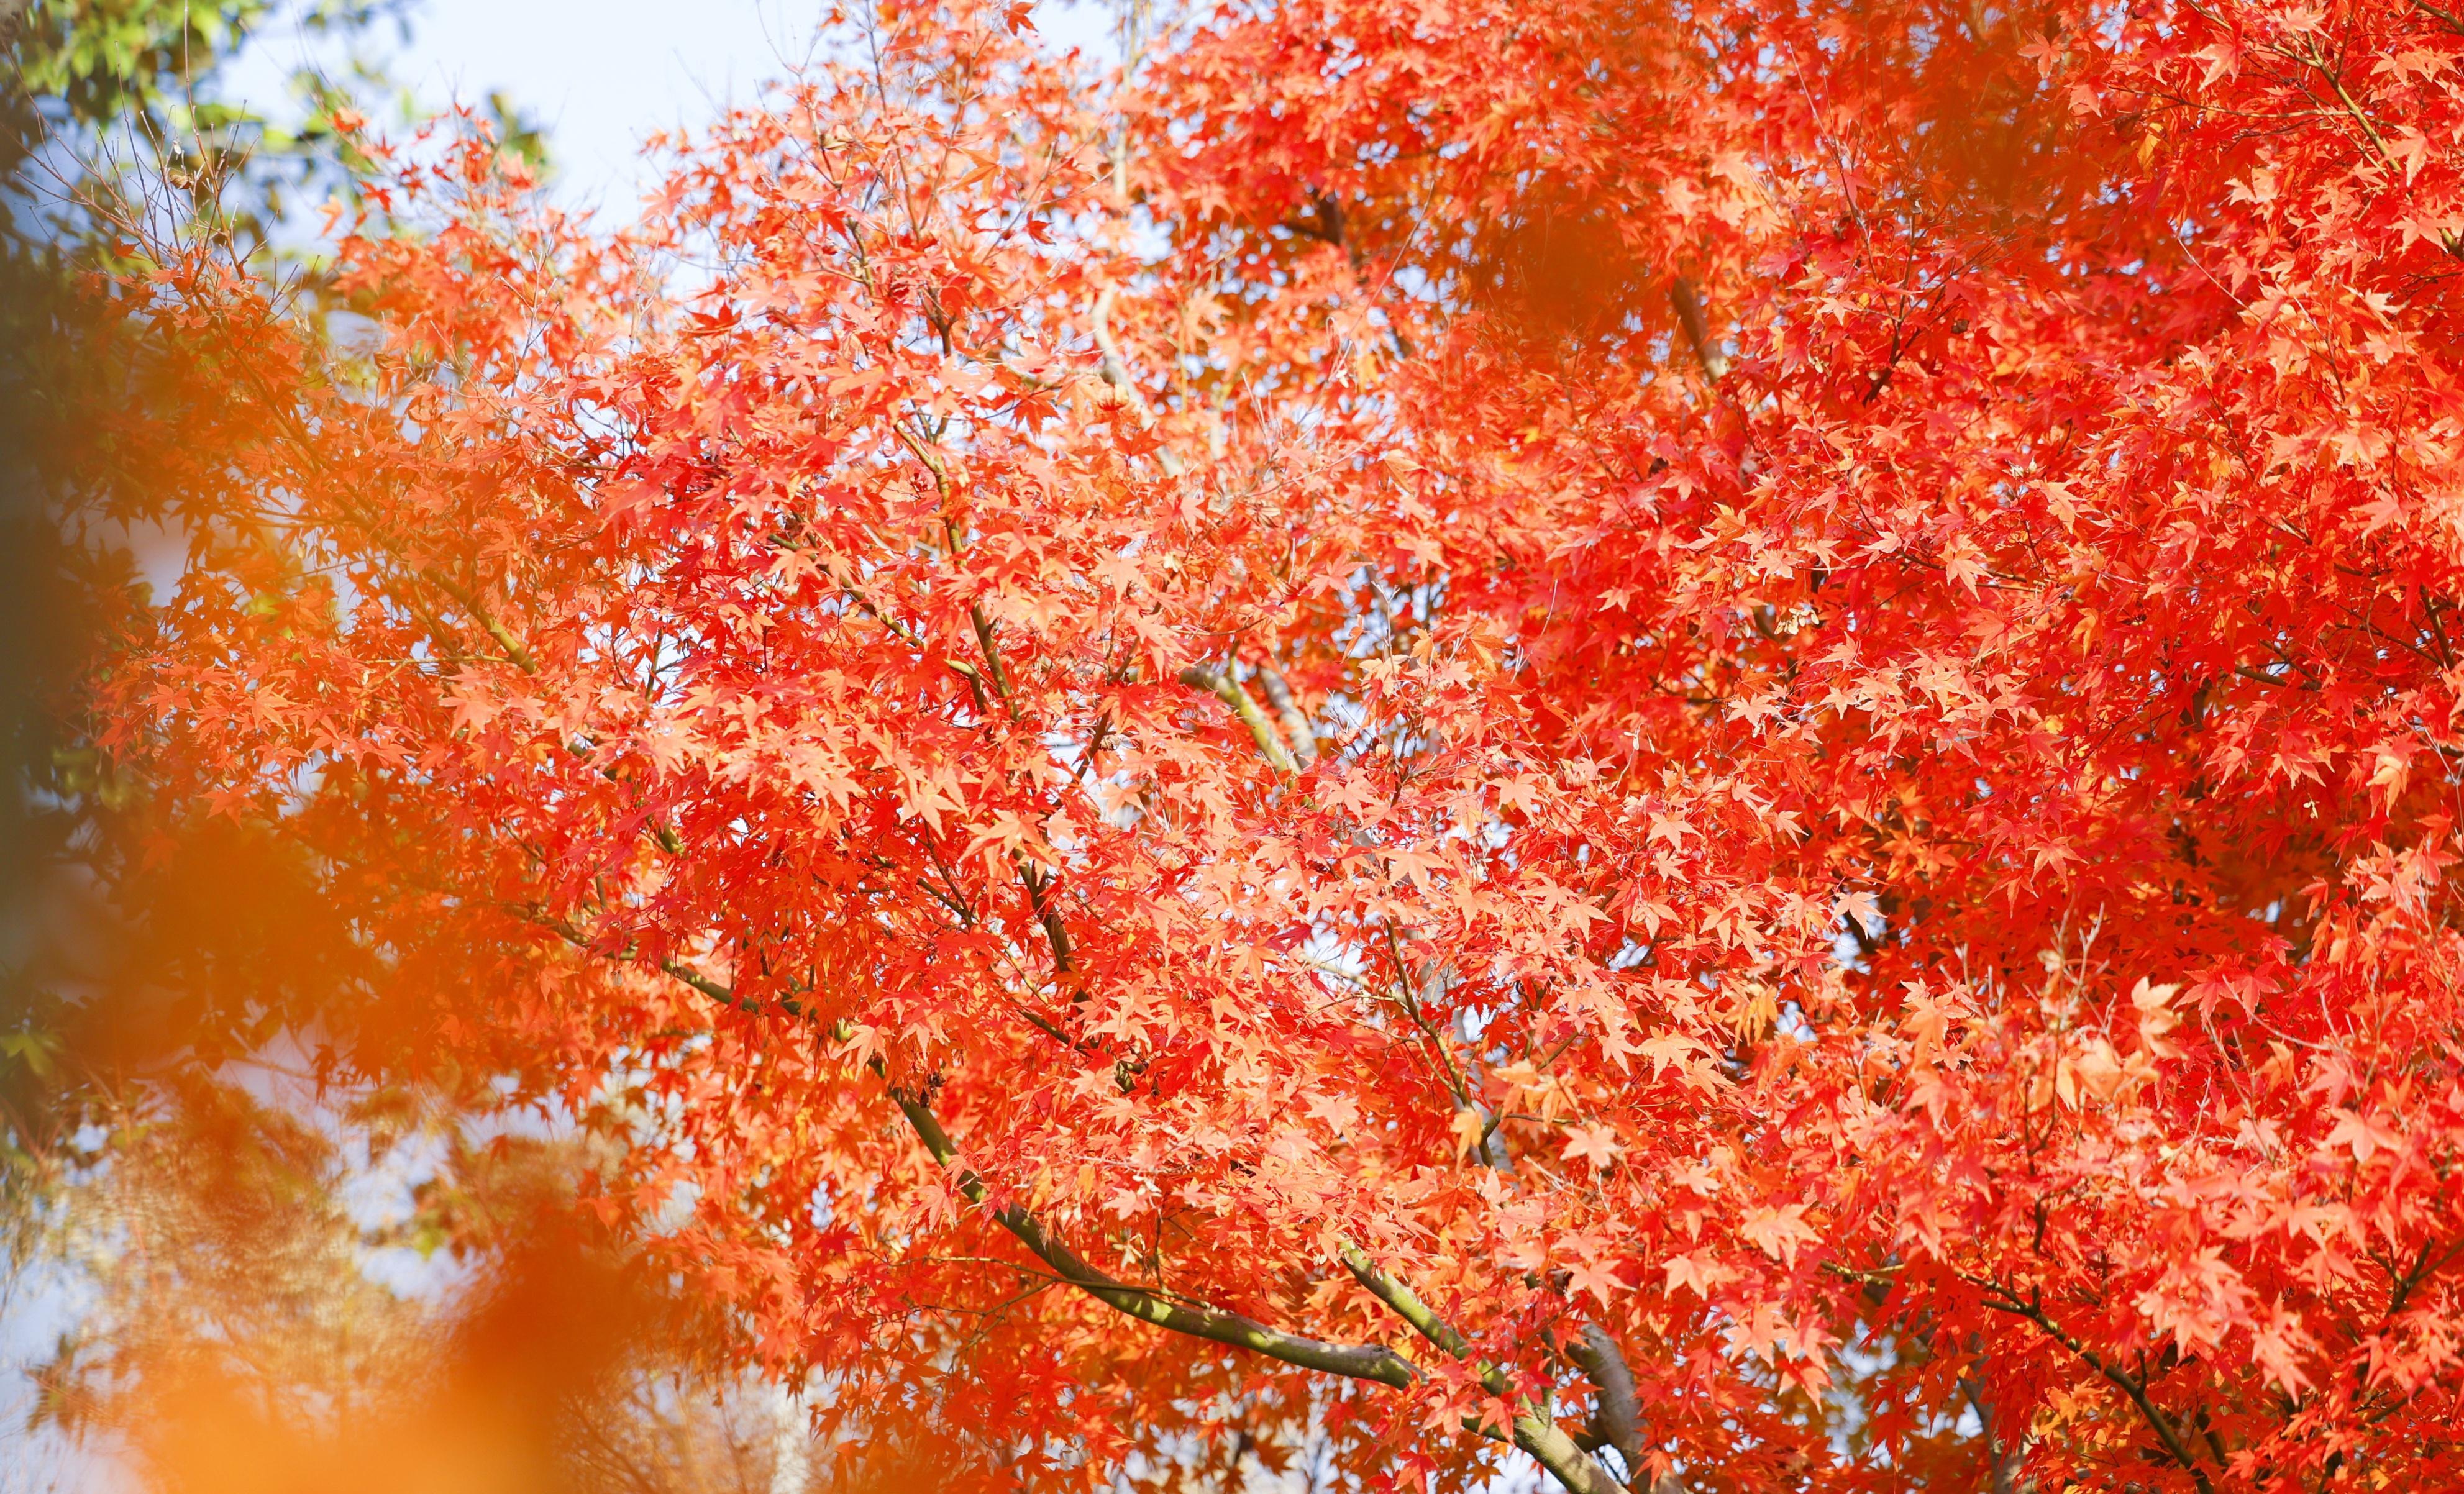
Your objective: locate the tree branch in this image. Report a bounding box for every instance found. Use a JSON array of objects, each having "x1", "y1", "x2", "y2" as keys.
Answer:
[
  {"x1": 1340, "y1": 1244, "x2": 1630, "y2": 1494},
  {"x1": 1668, "y1": 279, "x2": 1728, "y2": 383},
  {"x1": 1567, "y1": 1323, "x2": 1644, "y2": 1476},
  {"x1": 1179, "y1": 662, "x2": 1301, "y2": 775},
  {"x1": 1254, "y1": 665, "x2": 1319, "y2": 768},
  {"x1": 1978, "y1": 1285, "x2": 2214, "y2": 1494},
  {"x1": 892, "y1": 1090, "x2": 1418, "y2": 1387},
  {"x1": 619, "y1": 865, "x2": 1628, "y2": 1494}
]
